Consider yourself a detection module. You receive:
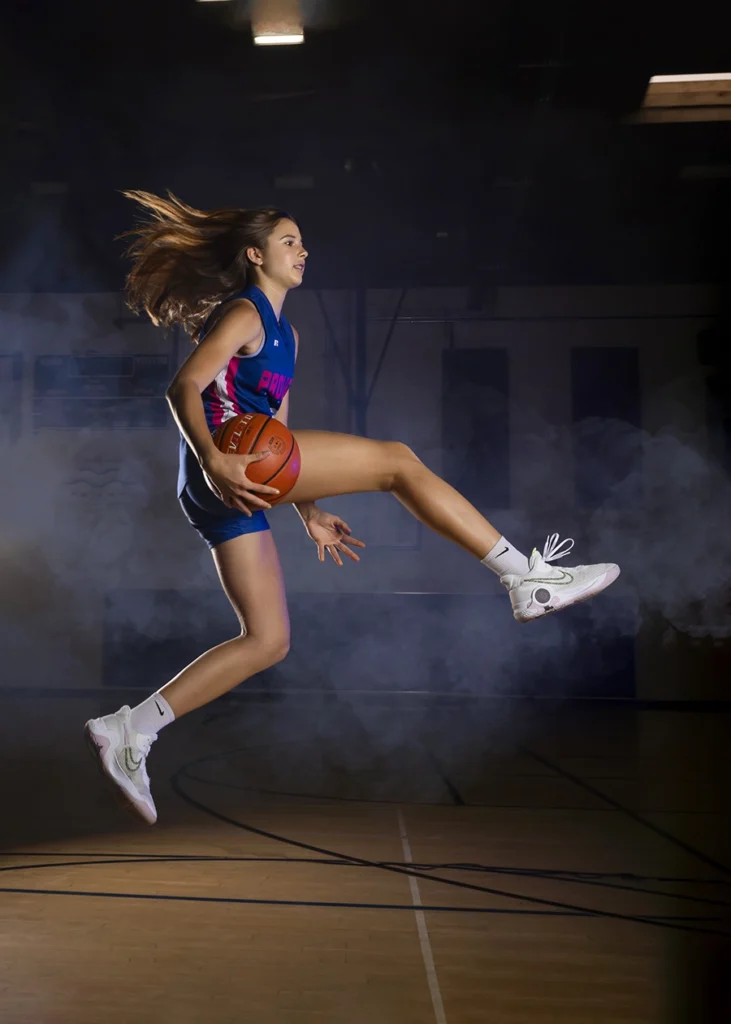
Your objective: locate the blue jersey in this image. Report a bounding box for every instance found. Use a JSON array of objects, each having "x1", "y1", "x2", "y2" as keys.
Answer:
[
  {"x1": 177, "y1": 284, "x2": 296, "y2": 495},
  {"x1": 201, "y1": 285, "x2": 296, "y2": 429}
]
